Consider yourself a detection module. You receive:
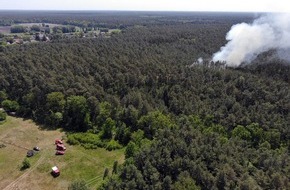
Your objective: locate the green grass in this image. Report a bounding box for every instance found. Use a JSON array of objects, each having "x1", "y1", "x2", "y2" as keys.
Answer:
[
  {"x1": 0, "y1": 116, "x2": 16, "y2": 129},
  {"x1": 47, "y1": 146, "x2": 125, "y2": 187},
  {"x1": 0, "y1": 116, "x2": 125, "y2": 190}
]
